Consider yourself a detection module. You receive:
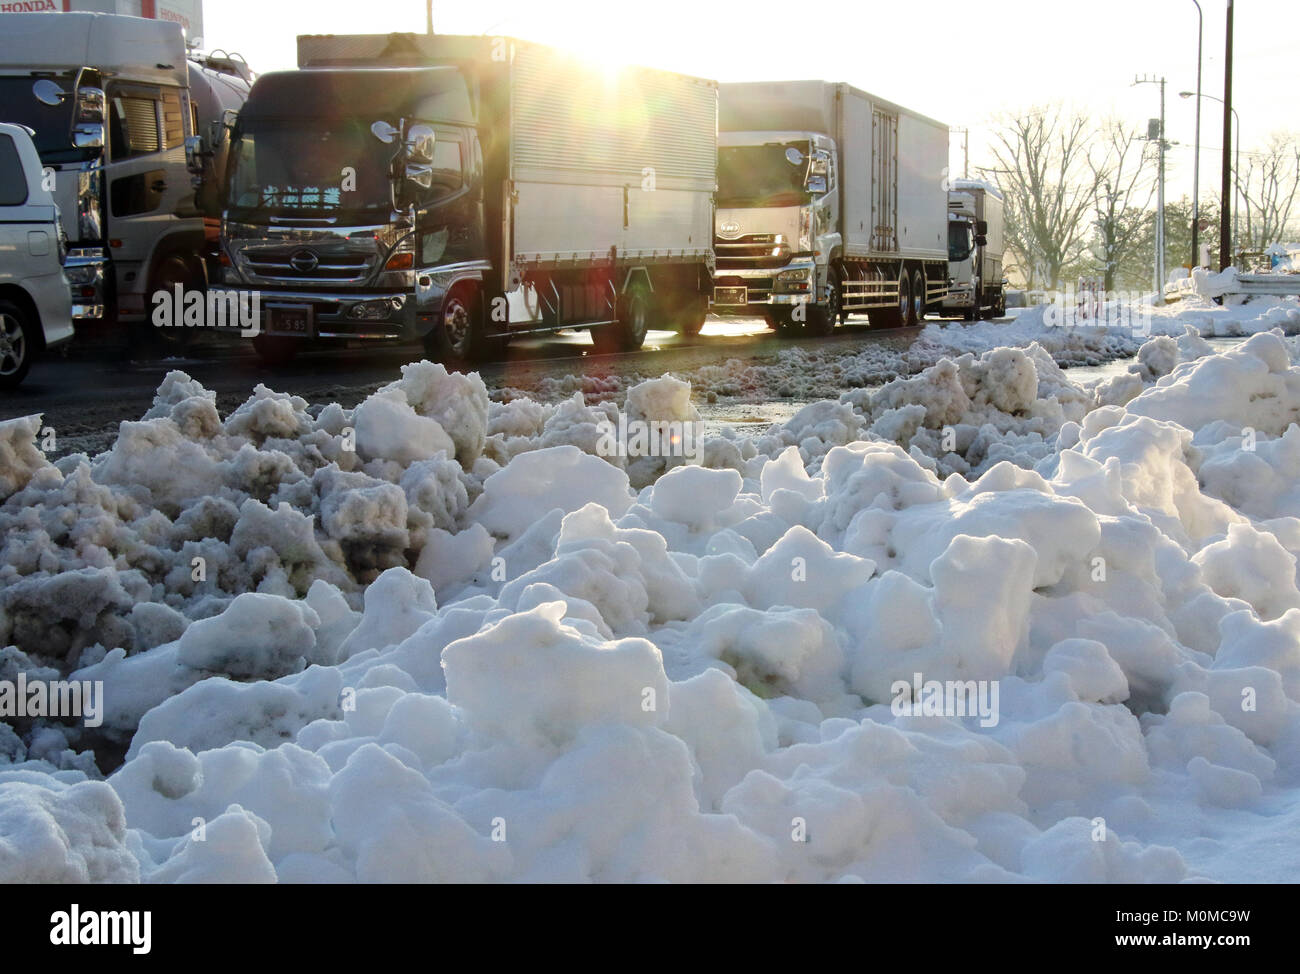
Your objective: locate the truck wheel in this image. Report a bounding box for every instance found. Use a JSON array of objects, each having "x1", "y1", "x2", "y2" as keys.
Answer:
[
  {"x1": 145, "y1": 254, "x2": 204, "y2": 351},
  {"x1": 426, "y1": 282, "x2": 501, "y2": 366},
  {"x1": 872, "y1": 269, "x2": 910, "y2": 329},
  {"x1": 765, "y1": 307, "x2": 803, "y2": 338},
  {"x1": 992, "y1": 290, "x2": 1006, "y2": 318},
  {"x1": 912, "y1": 269, "x2": 927, "y2": 325},
  {"x1": 252, "y1": 335, "x2": 299, "y2": 366},
  {"x1": 804, "y1": 270, "x2": 839, "y2": 337},
  {"x1": 675, "y1": 295, "x2": 707, "y2": 340},
  {"x1": 0, "y1": 299, "x2": 36, "y2": 389},
  {"x1": 592, "y1": 279, "x2": 649, "y2": 354}
]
